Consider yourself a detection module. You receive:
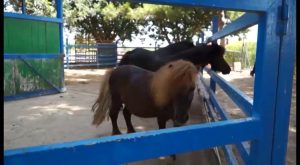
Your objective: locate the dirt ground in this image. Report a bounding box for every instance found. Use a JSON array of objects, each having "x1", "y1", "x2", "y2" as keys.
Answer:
[{"x1": 4, "y1": 69, "x2": 296, "y2": 165}]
